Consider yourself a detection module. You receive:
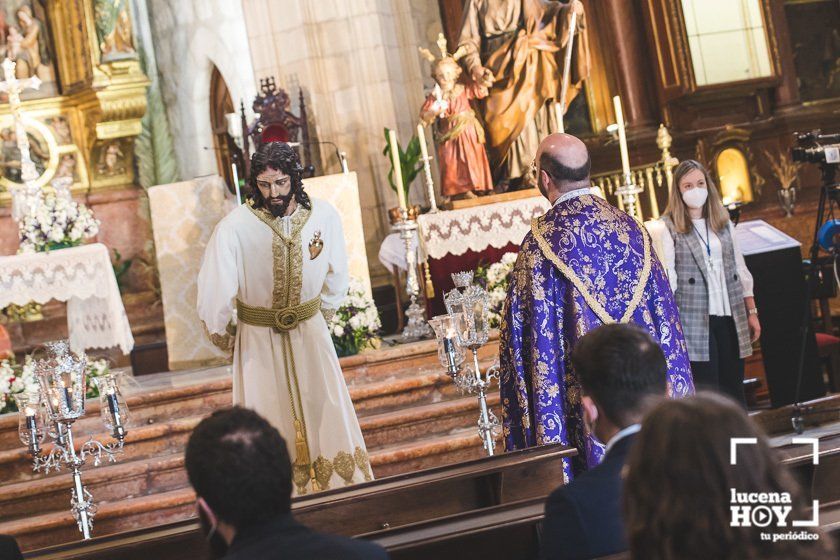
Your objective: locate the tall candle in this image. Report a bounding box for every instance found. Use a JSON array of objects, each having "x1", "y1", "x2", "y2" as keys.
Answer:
[
  {"x1": 613, "y1": 96, "x2": 631, "y2": 179},
  {"x1": 231, "y1": 163, "x2": 241, "y2": 206},
  {"x1": 417, "y1": 123, "x2": 437, "y2": 211},
  {"x1": 388, "y1": 128, "x2": 407, "y2": 211}
]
